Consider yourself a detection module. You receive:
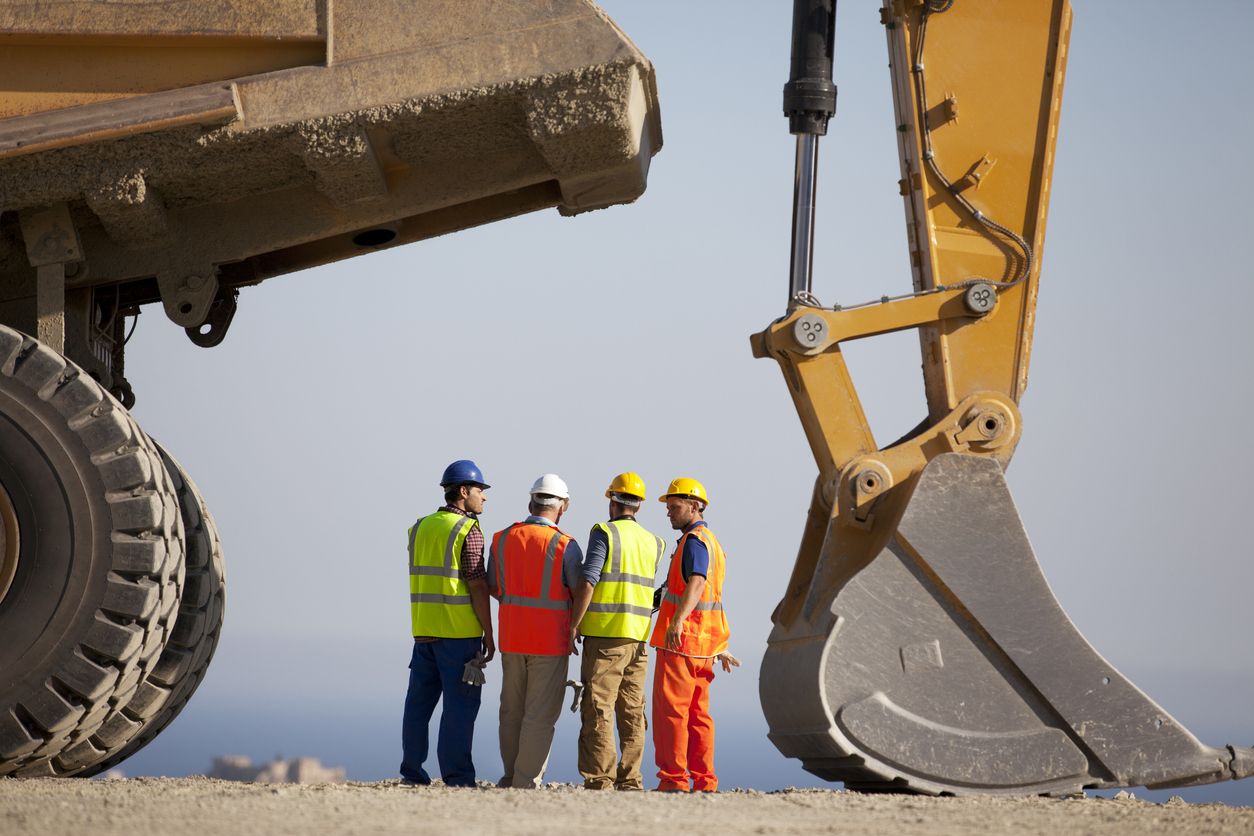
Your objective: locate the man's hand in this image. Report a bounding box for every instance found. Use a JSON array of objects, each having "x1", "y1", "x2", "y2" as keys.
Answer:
[
  {"x1": 467, "y1": 576, "x2": 495, "y2": 663},
  {"x1": 665, "y1": 576, "x2": 705, "y2": 651},
  {"x1": 664, "y1": 619, "x2": 683, "y2": 651},
  {"x1": 570, "y1": 582, "x2": 594, "y2": 649},
  {"x1": 716, "y1": 652, "x2": 741, "y2": 673}
]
